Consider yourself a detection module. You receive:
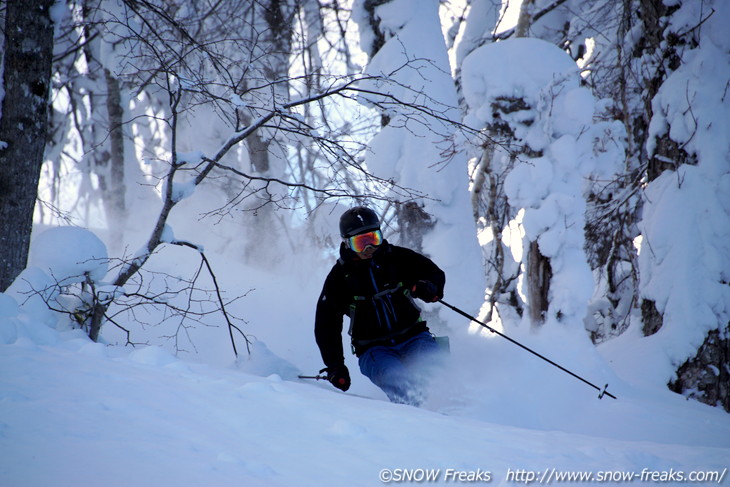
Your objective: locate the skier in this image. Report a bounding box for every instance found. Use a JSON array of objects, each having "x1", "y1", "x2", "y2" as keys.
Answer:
[{"x1": 314, "y1": 206, "x2": 446, "y2": 406}]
